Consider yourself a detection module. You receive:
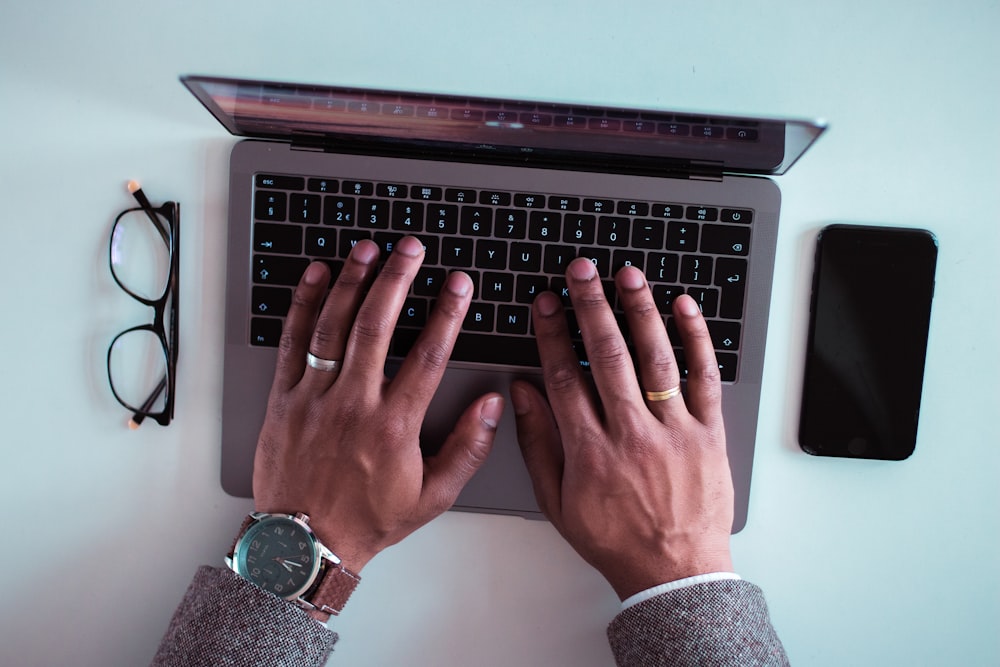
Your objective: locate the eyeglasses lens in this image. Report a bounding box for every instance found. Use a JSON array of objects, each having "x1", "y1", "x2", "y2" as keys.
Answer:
[
  {"x1": 108, "y1": 330, "x2": 168, "y2": 412},
  {"x1": 110, "y1": 210, "x2": 171, "y2": 300}
]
